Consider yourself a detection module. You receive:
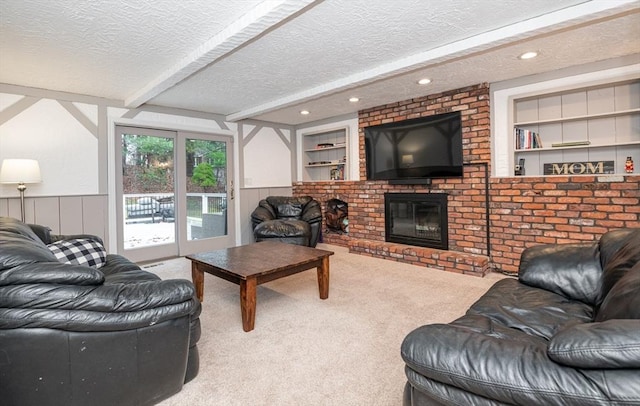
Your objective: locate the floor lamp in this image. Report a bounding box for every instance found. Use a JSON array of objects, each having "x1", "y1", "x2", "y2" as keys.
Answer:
[{"x1": 0, "y1": 159, "x2": 42, "y2": 222}]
